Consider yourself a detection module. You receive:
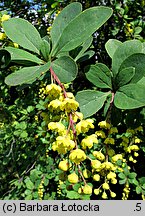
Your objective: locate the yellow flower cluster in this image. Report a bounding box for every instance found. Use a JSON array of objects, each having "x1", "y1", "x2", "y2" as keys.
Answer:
[
  {"x1": 48, "y1": 122, "x2": 66, "y2": 135},
  {"x1": 68, "y1": 172, "x2": 79, "y2": 184},
  {"x1": 46, "y1": 84, "x2": 62, "y2": 99},
  {"x1": 61, "y1": 98, "x2": 79, "y2": 113},
  {"x1": 58, "y1": 160, "x2": 70, "y2": 171},
  {"x1": 98, "y1": 121, "x2": 111, "y2": 129},
  {"x1": 38, "y1": 179, "x2": 44, "y2": 200},
  {"x1": 78, "y1": 184, "x2": 93, "y2": 195},
  {"x1": 93, "y1": 151, "x2": 105, "y2": 161},
  {"x1": 76, "y1": 119, "x2": 94, "y2": 134},
  {"x1": 57, "y1": 180, "x2": 63, "y2": 196},
  {"x1": 112, "y1": 154, "x2": 123, "y2": 163},
  {"x1": 38, "y1": 82, "x2": 144, "y2": 200},
  {"x1": 81, "y1": 134, "x2": 98, "y2": 149},
  {"x1": 52, "y1": 136, "x2": 75, "y2": 154},
  {"x1": 69, "y1": 149, "x2": 86, "y2": 164},
  {"x1": 122, "y1": 184, "x2": 130, "y2": 200}
]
